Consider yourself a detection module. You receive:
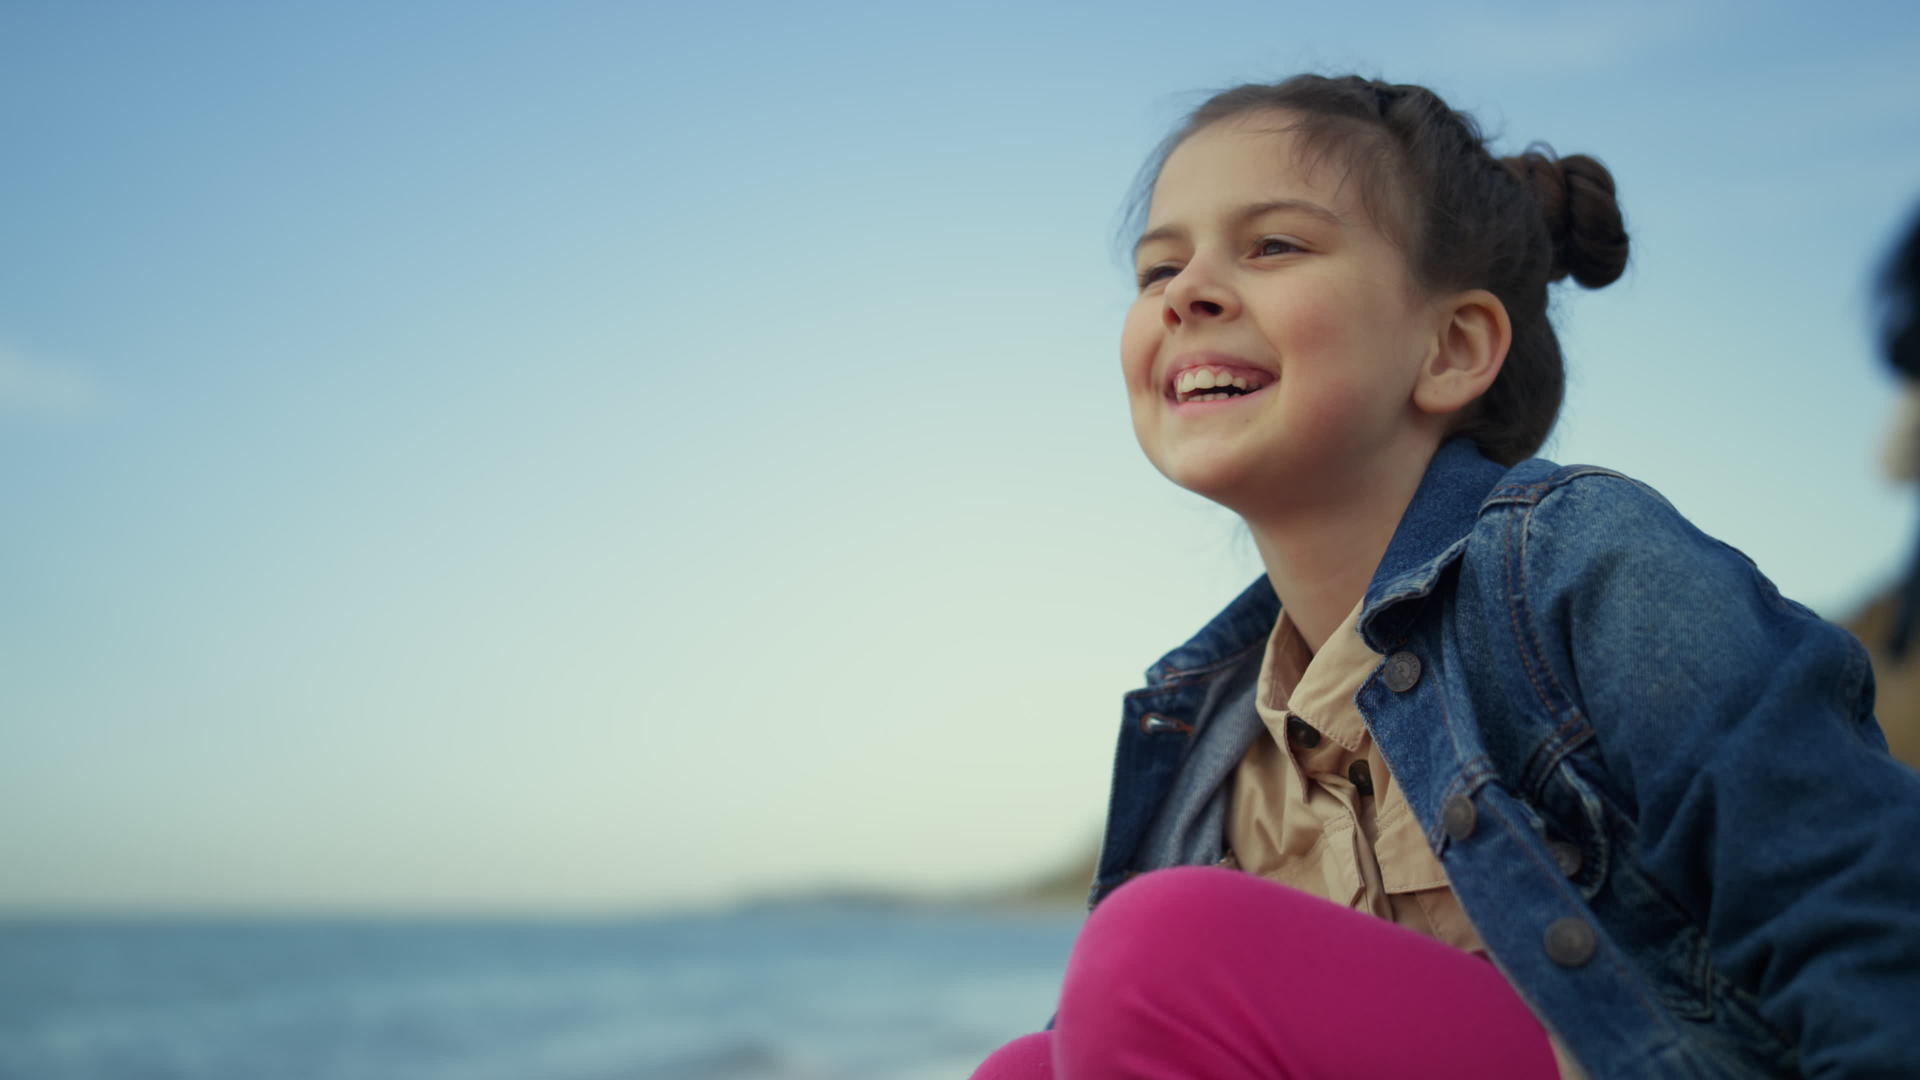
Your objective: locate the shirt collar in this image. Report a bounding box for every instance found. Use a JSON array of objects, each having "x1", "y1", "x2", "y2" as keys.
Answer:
[{"x1": 1260, "y1": 598, "x2": 1375, "y2": 752}]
